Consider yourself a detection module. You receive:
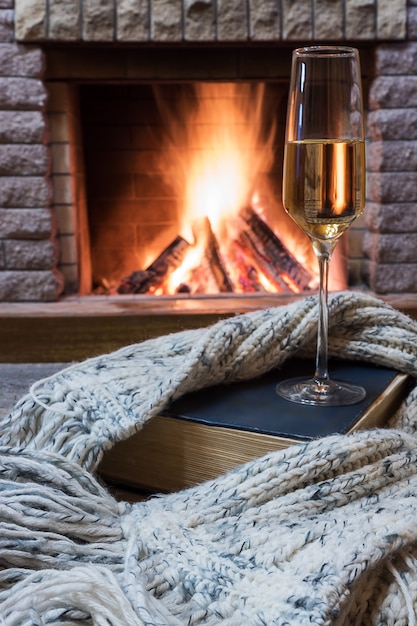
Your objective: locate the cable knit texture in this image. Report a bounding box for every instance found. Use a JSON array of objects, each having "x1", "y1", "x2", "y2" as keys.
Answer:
[{"x1": 1, "y1": 291, "x2": 417, "y2": 625}]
